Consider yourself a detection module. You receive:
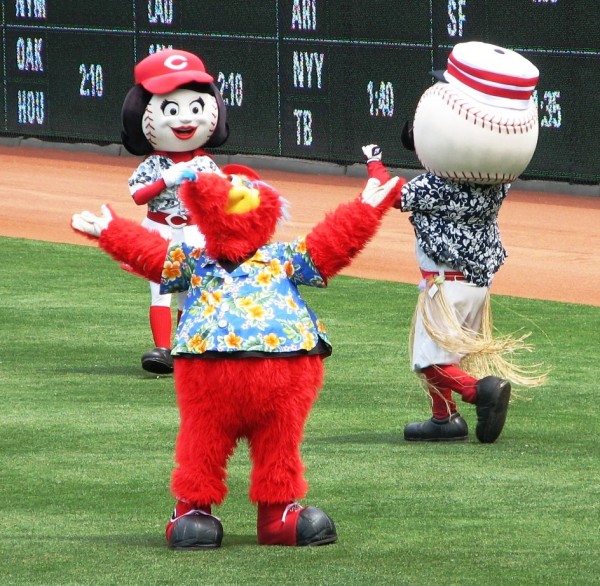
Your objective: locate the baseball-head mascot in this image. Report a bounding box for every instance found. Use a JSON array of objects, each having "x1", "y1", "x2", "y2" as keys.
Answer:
[
  {"x1": 72, "y1": 158, "x2": 403, "y2": 547},
  {"x1": 121, "y1": 48, "x2": 229, "y2": 375},
  {"x1": 367, "y1": 41, "x2": 545, "y2": 443}
]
